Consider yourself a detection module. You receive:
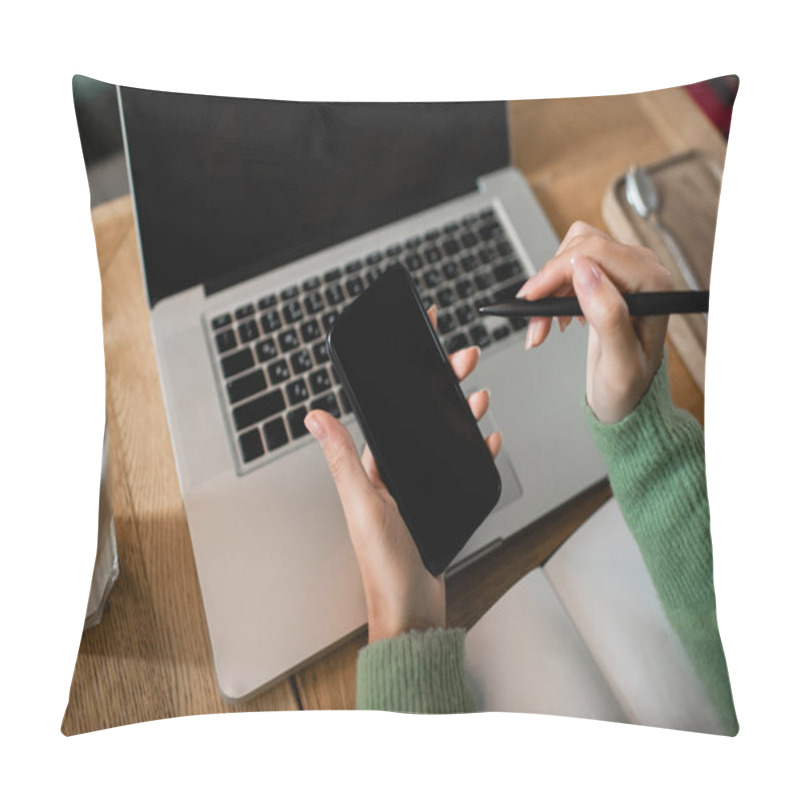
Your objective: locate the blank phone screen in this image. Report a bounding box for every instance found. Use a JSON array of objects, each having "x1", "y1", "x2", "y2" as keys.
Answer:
[{"x1": 328, "y1": 265, "x2": 500, "y2": 574}]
